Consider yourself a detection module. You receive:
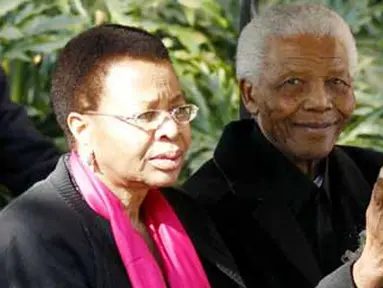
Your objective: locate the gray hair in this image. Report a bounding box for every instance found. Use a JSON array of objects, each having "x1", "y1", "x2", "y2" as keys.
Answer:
[{"x1": 236, "y1": 3, "x2": 358, "y2": 83}]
